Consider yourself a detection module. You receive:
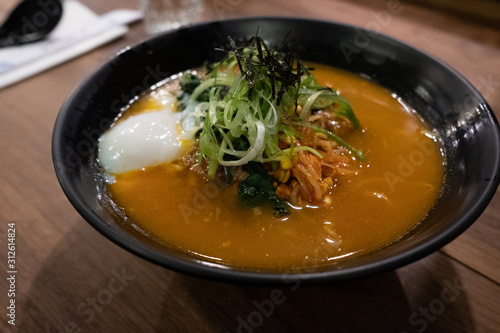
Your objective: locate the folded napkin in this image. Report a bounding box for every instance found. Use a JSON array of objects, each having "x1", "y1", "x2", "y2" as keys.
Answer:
[{"x1": 0, "y1": 1, "x2": 142, "y2": 89}]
